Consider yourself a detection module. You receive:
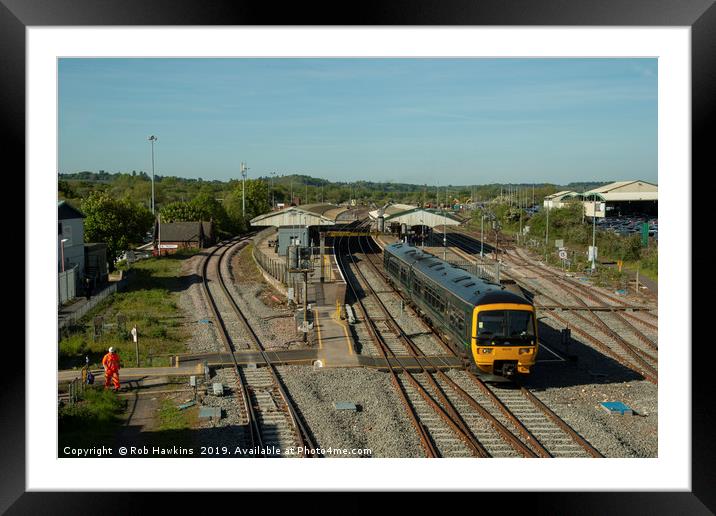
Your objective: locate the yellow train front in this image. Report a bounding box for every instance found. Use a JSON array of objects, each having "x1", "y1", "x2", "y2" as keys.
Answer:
[
  {"x1": 383, "y1": 242, "x2": 538, "y2": 381},
  {"x1": 470, "y1": 301, "x2": 538, "y2": 379}
]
